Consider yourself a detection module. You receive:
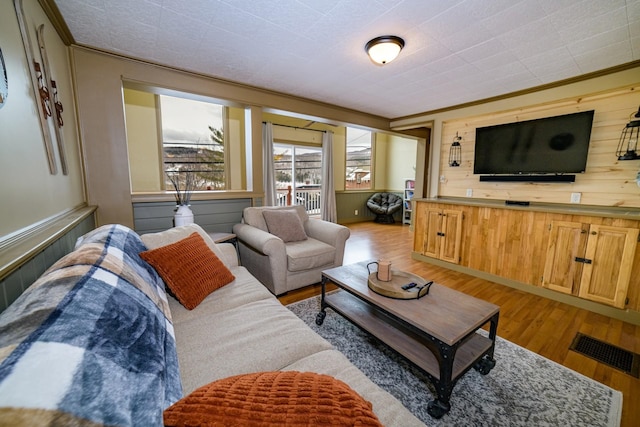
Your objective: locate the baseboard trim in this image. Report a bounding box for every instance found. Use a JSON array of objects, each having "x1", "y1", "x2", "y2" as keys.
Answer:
[{"x1": 411, "y1": 252, "x2": 640, "y2": 326}]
